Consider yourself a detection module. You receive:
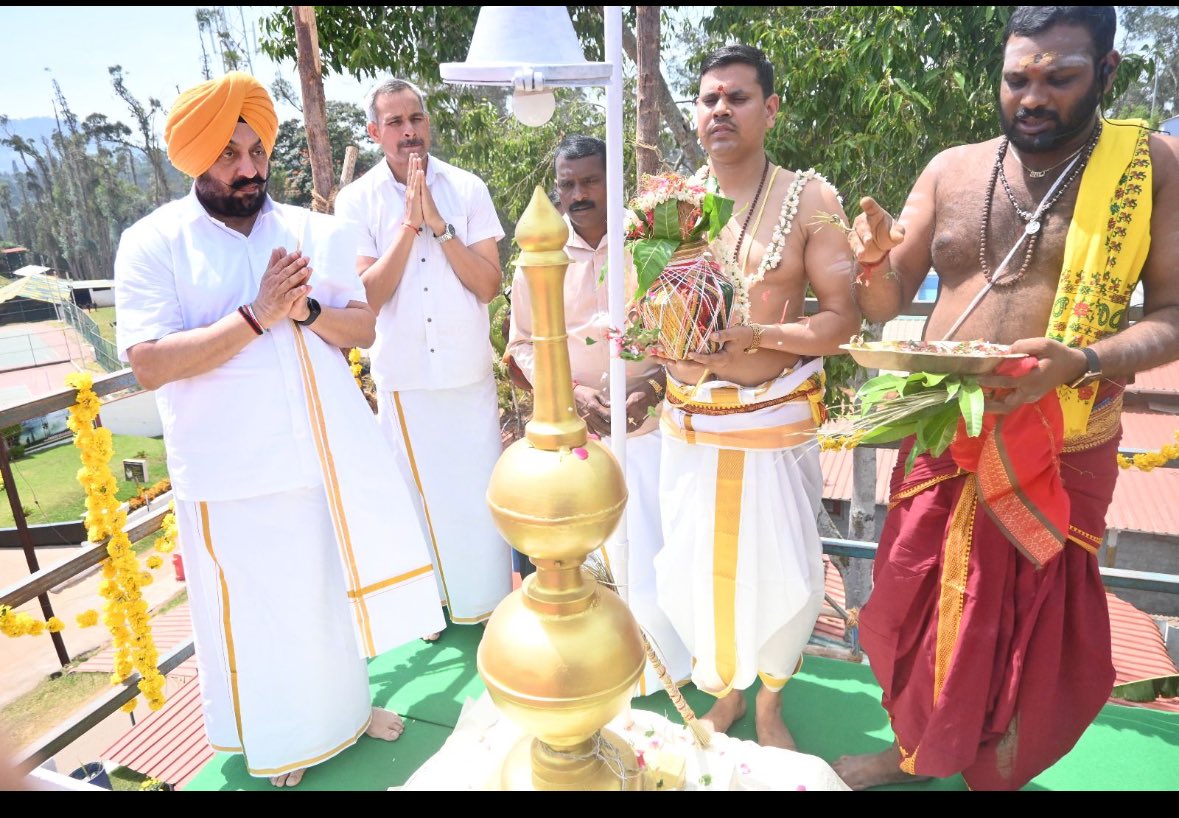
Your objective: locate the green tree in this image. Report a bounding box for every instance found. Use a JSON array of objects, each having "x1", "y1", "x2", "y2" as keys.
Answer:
[
  {"x1": 270, "y1": 101, "x2": 381, "y2": 207},
  {"x1": 1111, "y1": 6, "x2": 1178, "y2": 125}
]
